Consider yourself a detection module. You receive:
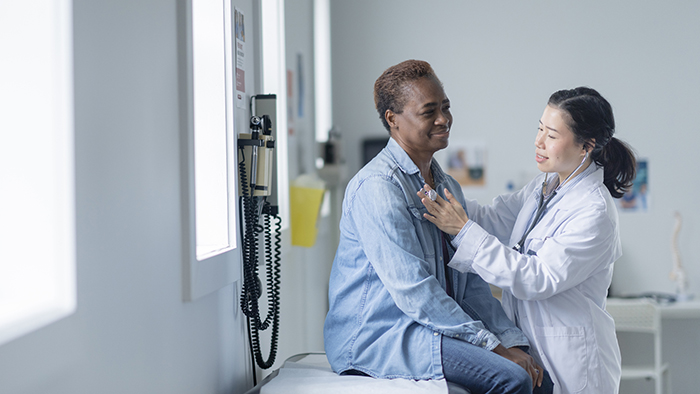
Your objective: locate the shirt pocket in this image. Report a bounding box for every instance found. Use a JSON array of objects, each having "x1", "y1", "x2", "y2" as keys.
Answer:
[
  {"x1": 524, "y1": 236, "x2": 548, "y2": 256},
  {"x1": 407, "y1": 206, "x2": 435, "y2": 259},
  {"x1": 534, "y1": 325, "x2": 588, "y2": 393}
]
